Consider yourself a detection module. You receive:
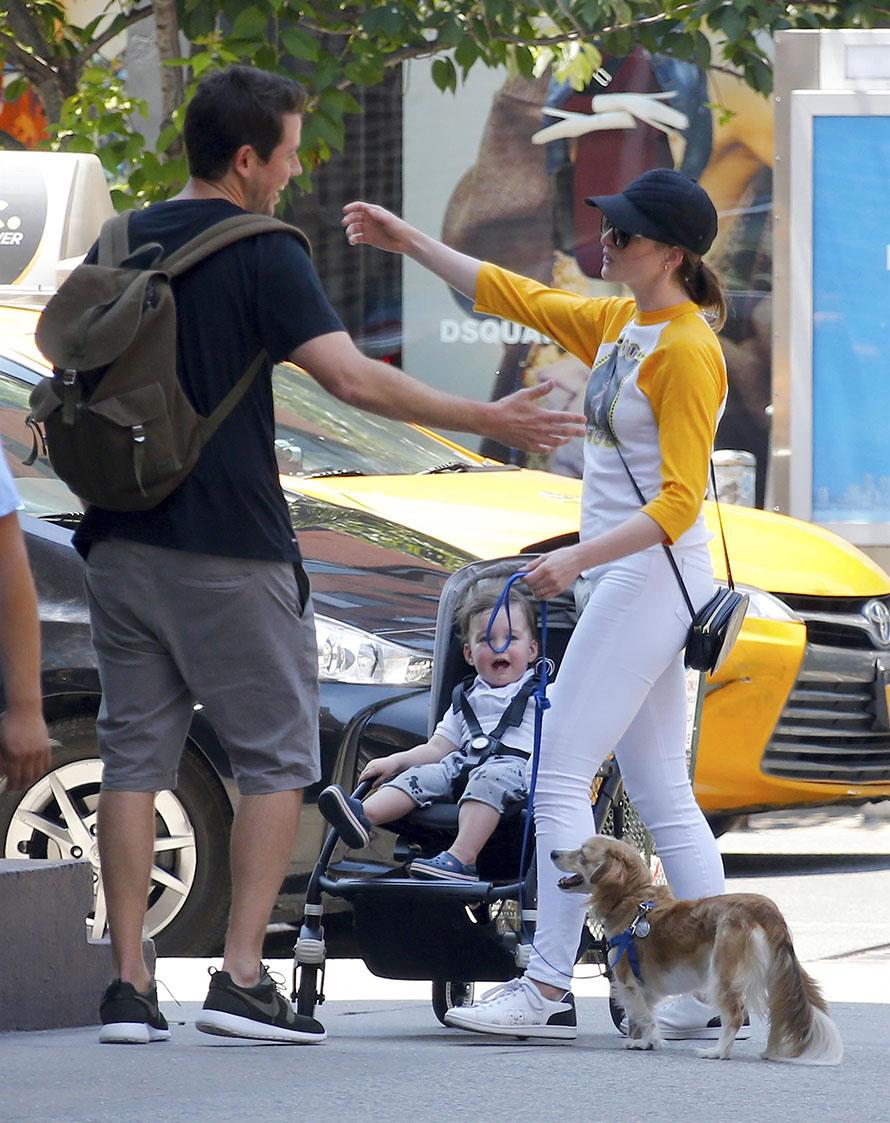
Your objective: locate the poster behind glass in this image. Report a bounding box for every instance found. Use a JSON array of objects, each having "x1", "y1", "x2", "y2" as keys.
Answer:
[{"x1": 811, "y1": 115, "x2": 890, "y2": 525}]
